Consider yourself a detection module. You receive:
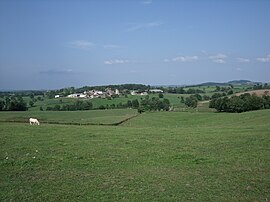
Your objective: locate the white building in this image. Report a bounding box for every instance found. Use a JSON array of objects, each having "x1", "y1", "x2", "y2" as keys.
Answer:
[
  {"x1": 131, "y1": 91, "x2": 137, "y2": 95},
  {"x1": 67, "y1": 93, "x2": 86, "y2": 98},
  {"x1": 149, "y1": 89, "x2": 164, "y2": 93},
  {"x1": 140, "y1": 92, "x2": 148, "y2": 95}
]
